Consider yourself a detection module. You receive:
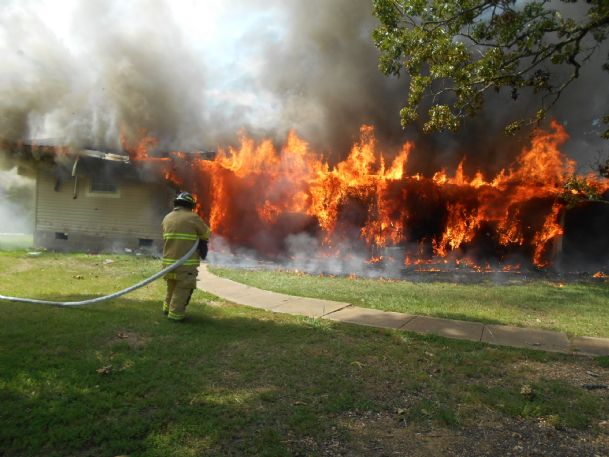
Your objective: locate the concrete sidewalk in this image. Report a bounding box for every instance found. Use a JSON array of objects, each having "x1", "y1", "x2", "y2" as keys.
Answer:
[{"x1": 197, "y1": 265, "x2": 609, "y2": 357}]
